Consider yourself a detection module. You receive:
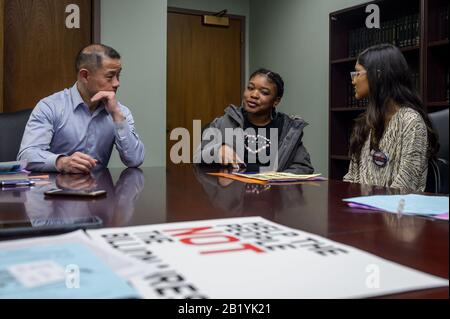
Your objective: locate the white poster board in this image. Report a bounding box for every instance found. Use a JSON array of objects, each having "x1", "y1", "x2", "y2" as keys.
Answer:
[{"x1": 87, "y1": 217, "x2": 448, "y2": 299}]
